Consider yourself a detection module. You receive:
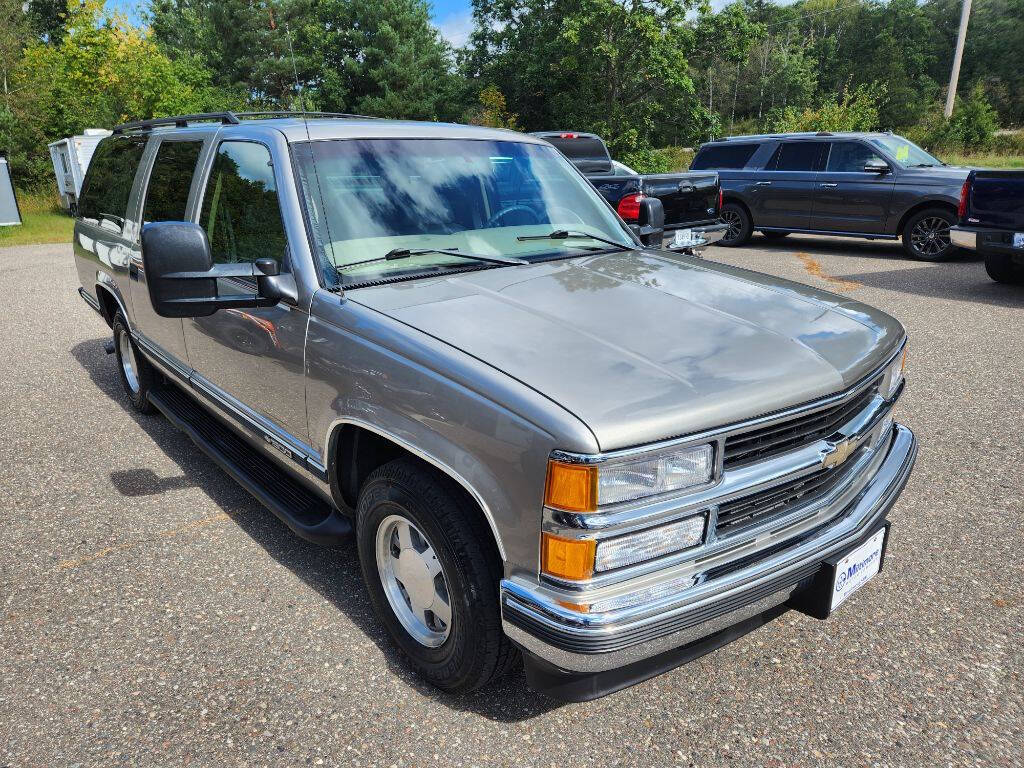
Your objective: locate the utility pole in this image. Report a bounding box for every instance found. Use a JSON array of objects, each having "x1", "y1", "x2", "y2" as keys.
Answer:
[{"x1": 944, "y1": 0, "x2": 972, "y2": 118}]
